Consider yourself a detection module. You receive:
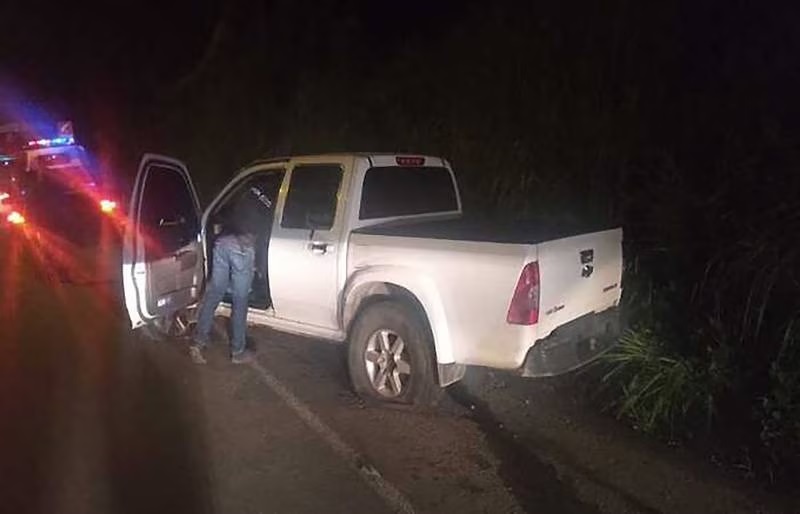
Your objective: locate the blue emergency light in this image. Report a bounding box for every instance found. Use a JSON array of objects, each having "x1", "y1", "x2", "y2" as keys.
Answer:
[
  {"x1": 23, "y1": 120, "x2": 75, "y2": 149},
  {"x1": 26, "y1": 135, "x2": 75, "y2": 148}
]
